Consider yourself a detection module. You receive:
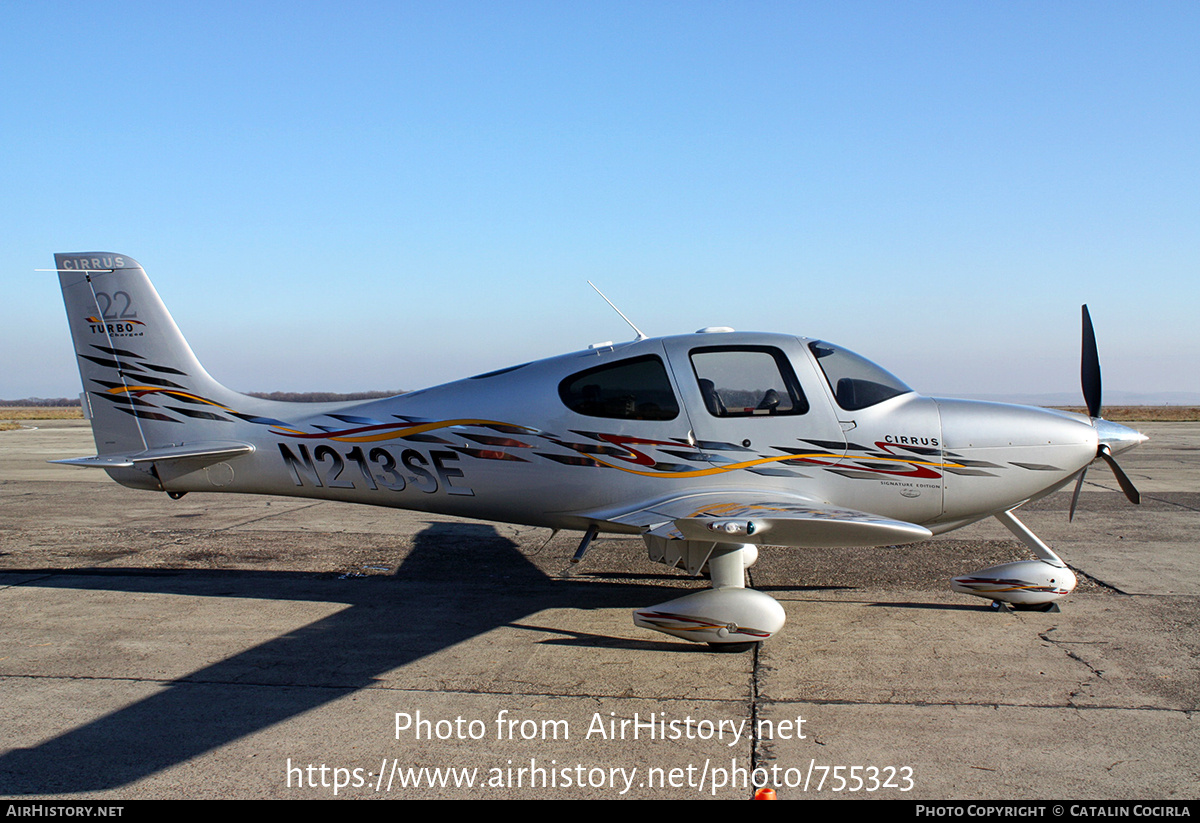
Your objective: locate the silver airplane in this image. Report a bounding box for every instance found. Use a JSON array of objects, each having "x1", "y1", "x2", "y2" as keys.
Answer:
[{"x1": 50, "y1": 252, "x2": 1147, "y2": 651}]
